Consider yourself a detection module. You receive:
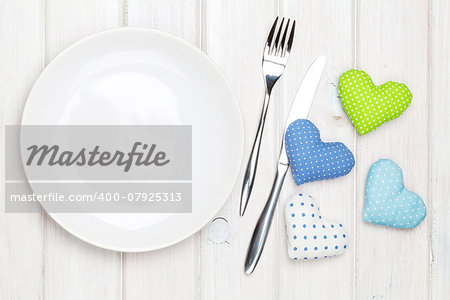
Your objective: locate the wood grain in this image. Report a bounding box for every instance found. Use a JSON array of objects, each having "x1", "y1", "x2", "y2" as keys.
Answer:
[
  {"x1": 277, "y1": 1, "x2": 356, "y2": 299},
  {"x1": 355, "y1": 1, "x2": 430, "y2": 299},
  {"x1": 124, "y1": 1, "x2": 201, "y2": 299},
  {"x1": 127, "y1": 0, "x2": 200, "y2": 45},
  {"x1": 42, "y1": 1, "x2": 124, "y2": 299},
  {"x1": 0, "y1": 1, "x2": 44, "y2": 299},
  {"x1": 2, "y1": 0, "x2": 450, "y2": 299},
  {"x1": 199, "y1": 1, "x2": 279, "y2": 299},
  {"x1": 430, "y1": 0, "x2": 450, "y2": 299}
]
